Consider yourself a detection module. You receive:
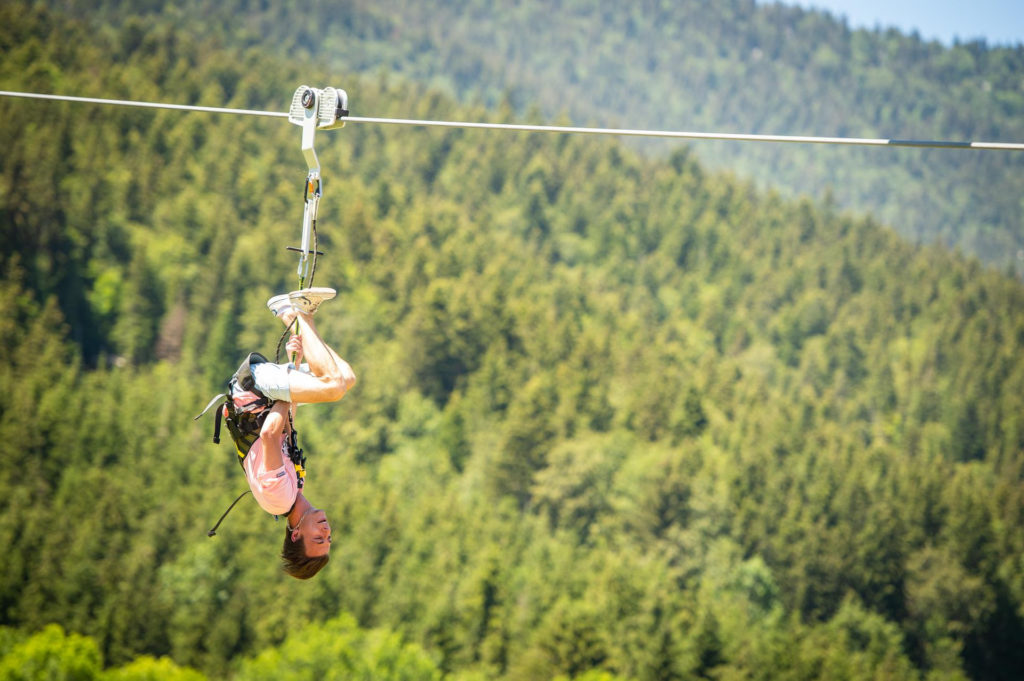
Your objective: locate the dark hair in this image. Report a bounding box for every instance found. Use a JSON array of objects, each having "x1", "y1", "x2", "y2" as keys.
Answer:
[{"x1": 281, "y1": 527, "x2": 329, "y2": 579}]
